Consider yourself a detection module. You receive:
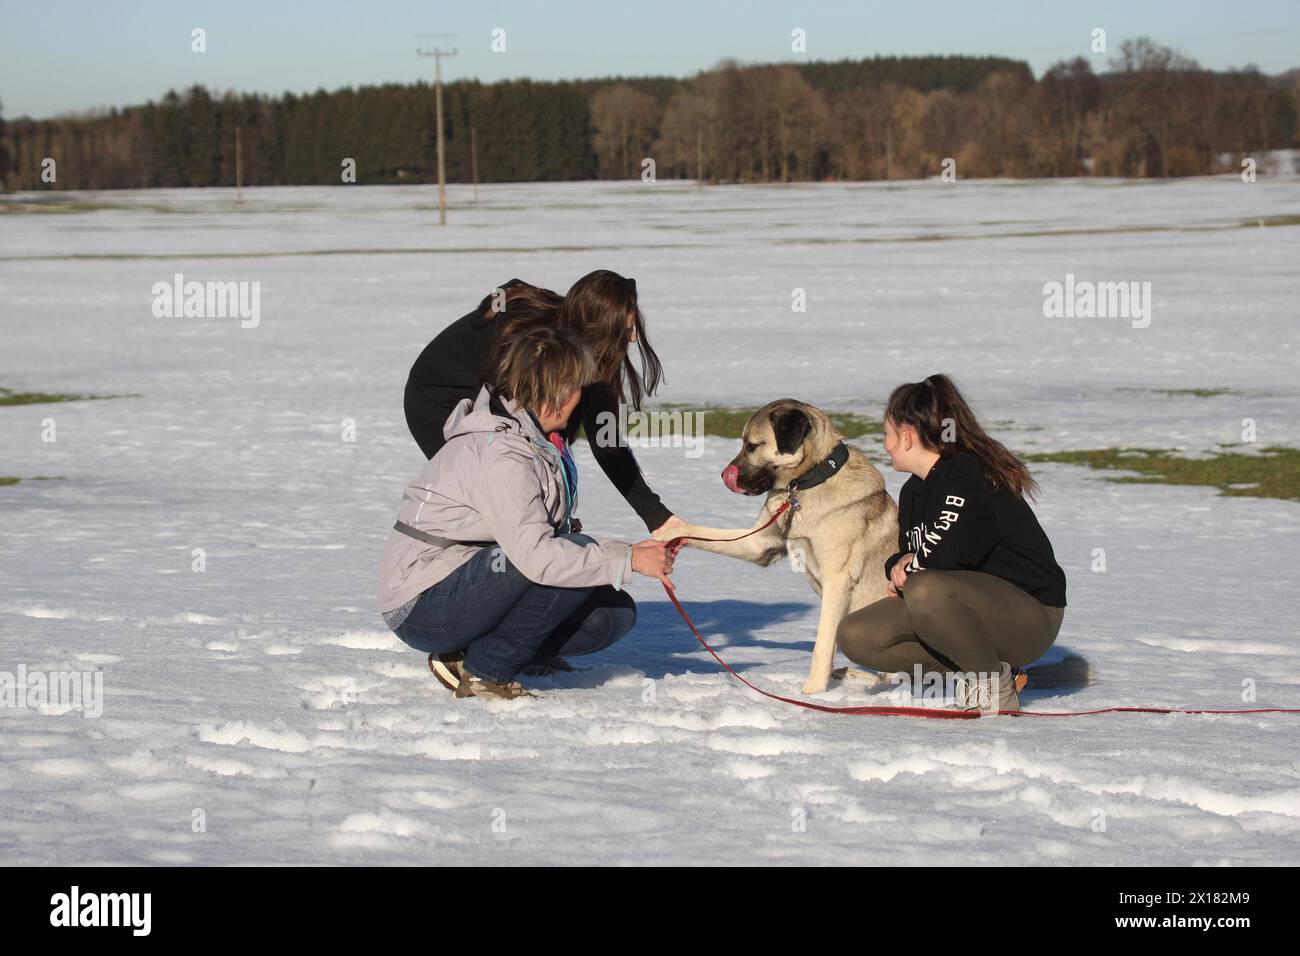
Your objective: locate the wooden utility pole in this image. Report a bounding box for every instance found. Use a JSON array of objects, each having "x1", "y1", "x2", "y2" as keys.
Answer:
[
  {"x1": 235, "y1": 126, "x2": 243, "y2": 203},
  {"x1": 470, "y1": 126, "x2": 478, "y2": 202},
  {"x1": 417, "y1": 34, "x2": 457, "y2": 225}
]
